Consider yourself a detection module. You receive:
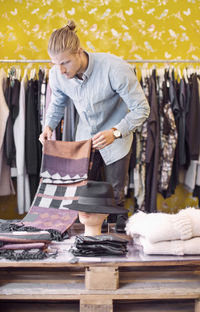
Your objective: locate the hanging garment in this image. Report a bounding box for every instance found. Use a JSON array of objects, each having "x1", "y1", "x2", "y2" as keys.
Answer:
[
  {"x1": 145, "y1": 73, "x2": 160, "y2": 212},
  {"x1": 13, "y1": 72, "x2": 31, "y2": 214},
  {"x1": 133, "y1": 77, "x2": 149, "y2": 210},
  {"x1": 158, "y1": 79, "x2": 178, "y2": 193},
  {"x1": 43, "y1": 82, "x2": 56, "y2": 140},
  {"x1": 38, "y1": 68, "x2": 46, "y2": 128},
  {"x1": 162, "y1": 75, "x2": 180, "y2": 198},
  {"x1": 25, "y1": 78, "x2": 42, "y2": 202},
  {"x1": 184, "y1": 78, "x2": 191, "y2": 169},
  {"x1": 4, "y1": 76, "x2": 20, "y2": 168},
  {"x1": 0, "y1": 69, "x2": 15, "y2": 196},
  {"x1": 178, "y1": 78, "x2": 187, "y2": 166},
  {"x1": 188, "y1": 74, "x2": 200, "y2": 161}
]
